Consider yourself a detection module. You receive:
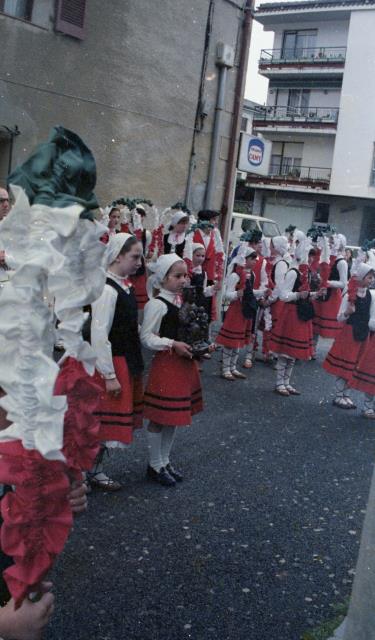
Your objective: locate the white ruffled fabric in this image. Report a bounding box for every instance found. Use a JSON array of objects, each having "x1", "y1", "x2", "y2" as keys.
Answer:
[{"x1": 0, "y1": 186, "x2": 107, "y2": 460}]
